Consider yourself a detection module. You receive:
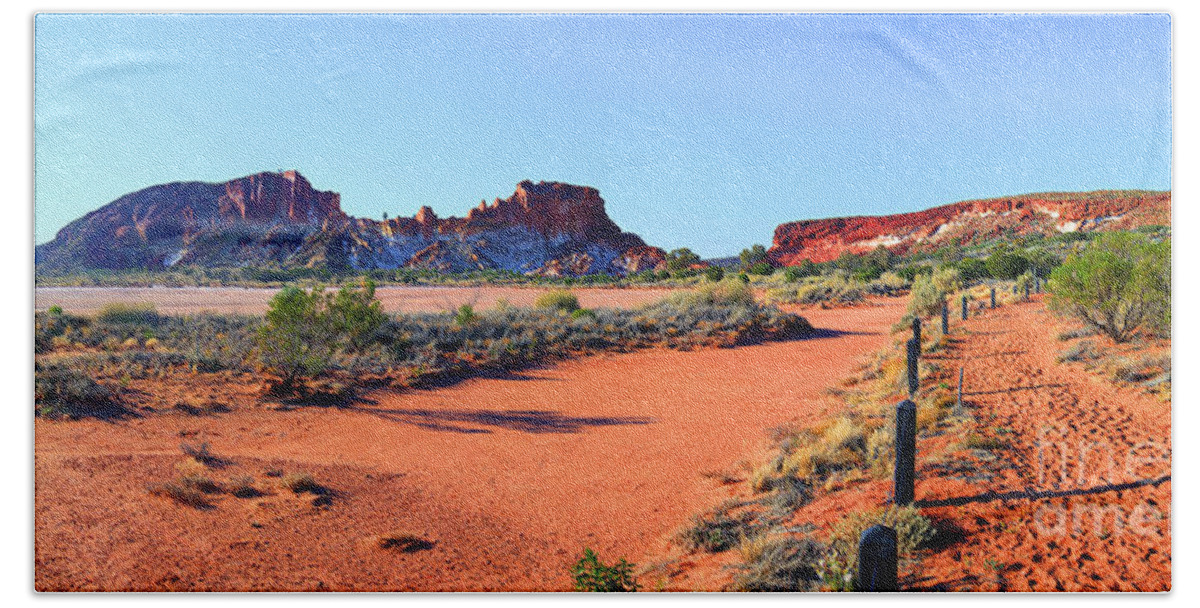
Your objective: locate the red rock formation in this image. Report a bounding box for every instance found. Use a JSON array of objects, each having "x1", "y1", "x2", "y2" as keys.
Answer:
[
  {"x1": 769, "y1": 191, "x2": 1171, "y2": 265},
  {"x1": 36, "y1": 172, "x2": 664, "y2": 275},
  {"x1": 216, "y1": 171, "x2": 345, "y2": 226}
]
